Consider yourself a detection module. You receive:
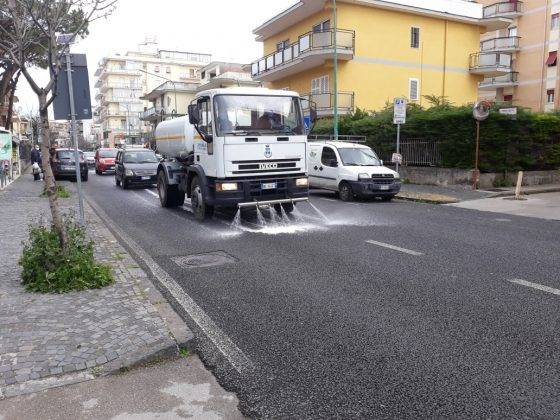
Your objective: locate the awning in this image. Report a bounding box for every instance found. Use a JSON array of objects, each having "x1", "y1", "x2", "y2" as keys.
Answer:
[{"x1": 546, "y1": 51, "x2": 557, "y2": 66}]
